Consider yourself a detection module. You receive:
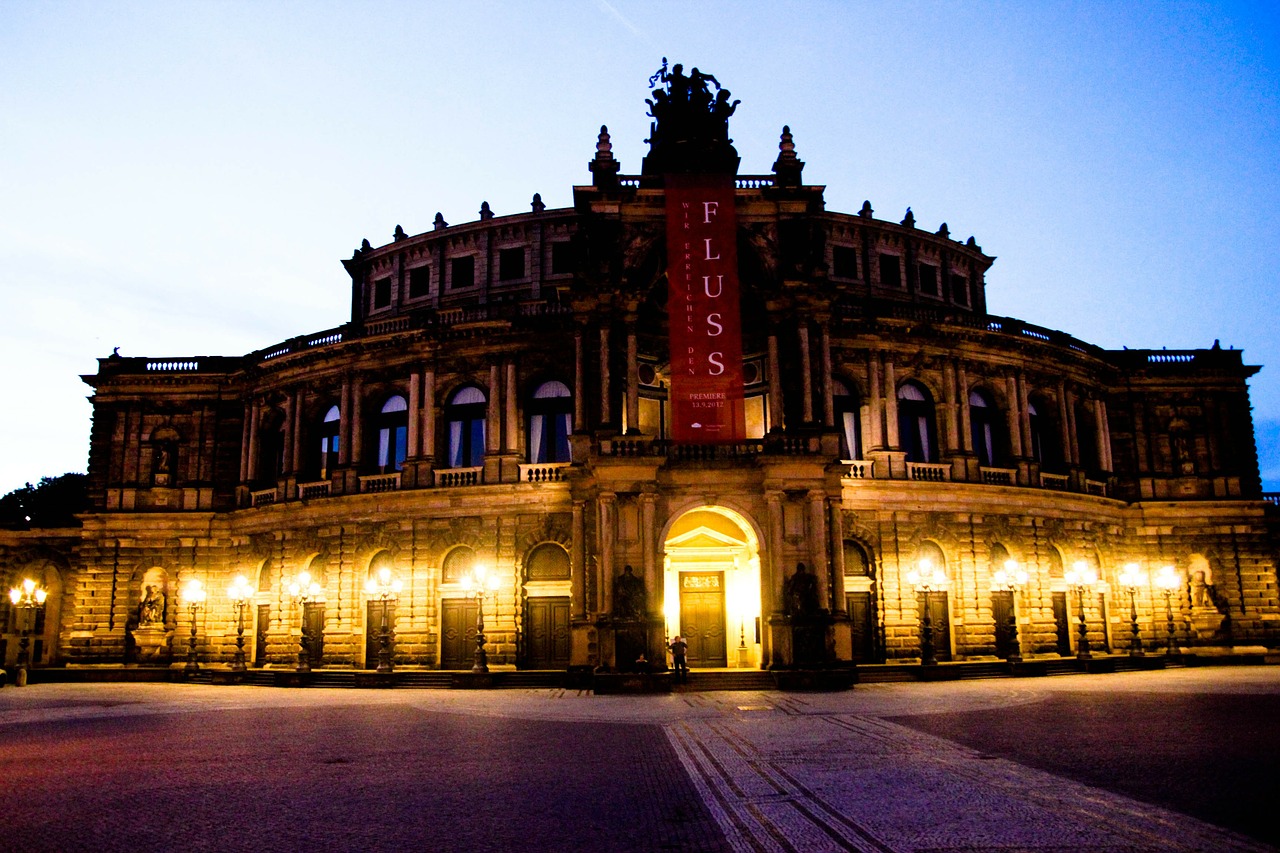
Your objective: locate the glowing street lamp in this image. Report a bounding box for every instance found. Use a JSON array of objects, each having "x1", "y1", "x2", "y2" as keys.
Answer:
[
  {"x1": 287, "y1": 571, "x2": 324, "y2": 672},
  {"x1": 1117, "y1": 563, "x2": 1147, "y2": 657},
  {"x1": 364, "y1": 567, "x2": 403, "y2": 673},
  {"x1": 227, "y1": 575, "x2": 254, "y2": 672},
  {"x1": 990, "y1": 559, "x2": 1029, "y2": 663},
  {"x1": 1064, "y1": 561, "x2": 1100, "y2": 660},
  {"x1": 181, "y1": 579, "x2": 207, "y2": 674},
  {"x1": 8, "y1": 578, "x2": 47, "y2": 686},
  {"x1": 460, "y1": 563, "x2": 500, "y2": 673},
  {"x1": 905, "y1": 559, "x2": 948, "y2": 666},
  {"x1": 1153, "y1": 565, "x2": 1181, "y2": 656}
]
